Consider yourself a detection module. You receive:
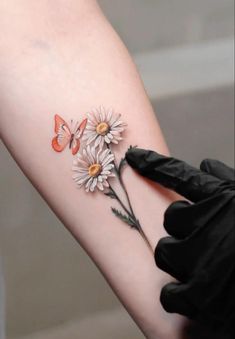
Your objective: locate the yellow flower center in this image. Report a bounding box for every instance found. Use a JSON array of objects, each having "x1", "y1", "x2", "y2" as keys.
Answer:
[
  {"x1": 96, "y1": 122, "x2": 109, "y2": 136},
  {"x1": 88, "y1": 163, "x2": 102, "y2": 177}
]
